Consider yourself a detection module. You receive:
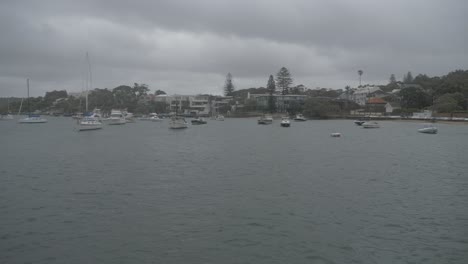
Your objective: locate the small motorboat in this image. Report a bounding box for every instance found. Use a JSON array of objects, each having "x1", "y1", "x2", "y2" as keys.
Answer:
[
  {"x1": 258, "y1": 115, "x2": 273, "y2": 125},
  {"x1": 293, "y1": 114, "x2": 306, "y2": 121},
  {"x1": 169, "y1": 116, "x2": 188, "y2": 129},
  {"x1": 280, "y1": 117, "x2": 290, "y2": 127},
  {"x1": 362, "y1": 121, "x2": 380, "y2": 128},
  {"x1": 191, "y1": 117, "x2": 207, "y2": 125},
  {"x1": 418, "y1": 123, "x2": 437, "y2": 134},
  {"x1": 354, "y1": 120, "x2": 366, "y2": 126},
  {"x1": 216, "y1": 115, "x2": 225, "y2": 121},
  {"x1": 330, "y1": 132, "x2": 341, "y2": 137}
]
